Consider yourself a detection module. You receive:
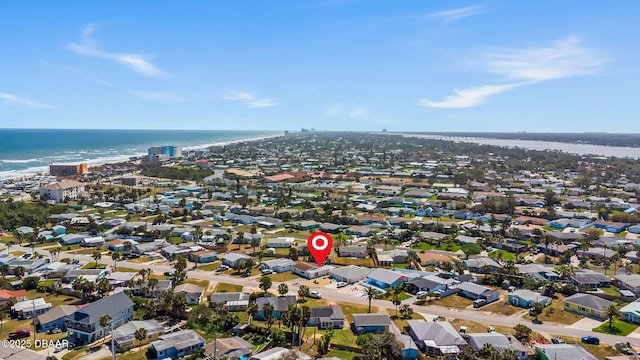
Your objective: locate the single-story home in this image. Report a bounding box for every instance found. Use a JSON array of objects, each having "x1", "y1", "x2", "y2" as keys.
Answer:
[
  {"x1": 407, "y1": 320, "x2": 466, "y2": 358},
  {"x1": 508, "y1": 290, "x2": 551, "y2": 308},
  {"x1": 564, "y1": 293, "x2": 615, "y2": 320},
  {"x1": 621, "y1": 299, "x2": 640, "y2": 324},
  {"x1": 534, "y1": 344, "x2": 597, "y2": 360},
  {"x1": 366, "y1": 268, "x2": 409, "y2": 290},
  {"x1": 12, "y1": 298, "x2": 52, "y2": 319},
  {"x1": 261, "y1": 258, "x2": 296, "y2": 273},
  {"x1": 203, "y1": 336, "x2": 253, "y2": 360},
  {"x1": 463, "y1": 258, "x2": 502, "y2": 273},
  {"x1": 614, "y1": 274, "x2": 640, "y2": 295},
  {"x1": 457, "y1": 282, "x2": 500, "y2": 304},
  {"x1": 113, "y1": 319, "x2": 164, "y2": 352},
  {"x1": 337, "y1": 244, "x2": 368, "y2": 258},
  {"x1": 572, "y1": 271, "x2": 611, "y2": 289},
  {"x1": 150, "y1": 330, "x2": 205, "y2": 359},
  {"x1": 266, "y1": 237, "x2": 295, "y2": 248},
  {"x1": 209, "y1": 292, "x2": 251, "y2": 312},
  {"x1": 329, "y1": 265, "x2": 372, "y2": 284},
  {"x1": 255, "y1": 296, "x2": 297, "y2": 320},
  {"x1": 308, "y1": 306, "x2": 345, "y2": 329},
  {"x1": 36, "y1": 305, "x2": 78, "y2": 333},
  {"x1": 467, "y1": 333, "x2": 528, "y2": 360},
  {"x1": 291, "y1": 263, "x2": 335, "y2": 279},
  {"x1": 174, "y1": 283, "x2": 205, "y2": 305},
  {"x1": 221, "y1": 253, "x2": 252, "y2": 269},
  {"x1": 351, "y1": 313, "x2": 390, "y2": 335}
]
